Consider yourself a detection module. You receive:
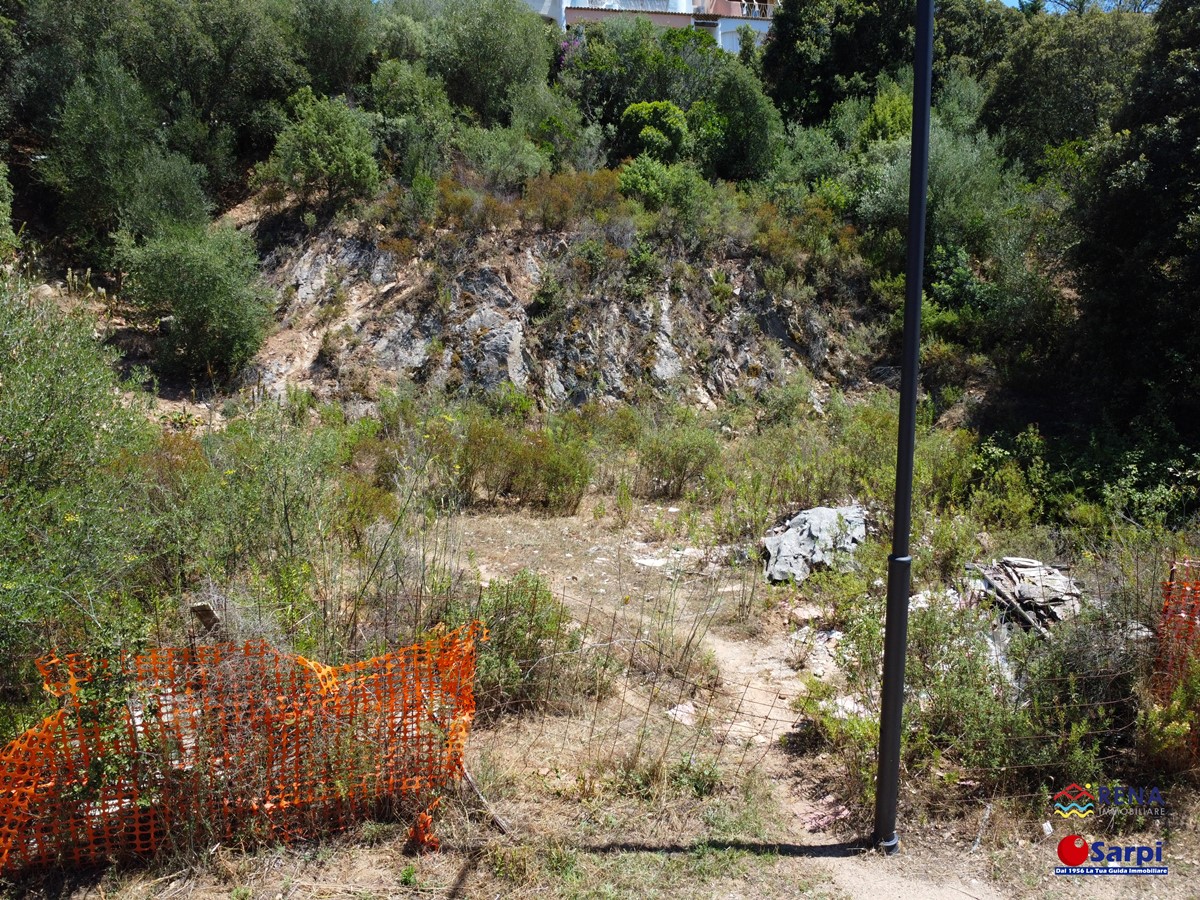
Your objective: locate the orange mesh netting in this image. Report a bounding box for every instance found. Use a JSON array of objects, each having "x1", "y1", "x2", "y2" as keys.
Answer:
[
  {"x1": 0, "y1": 623, "x2": 485, "y2": 876},
  {"x1": 1158, "y1": 568, "x2": 1200, "y2": 691},
  {"x1": 1157, "y1": 565, "x2": 1200, "y2": 759}
]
